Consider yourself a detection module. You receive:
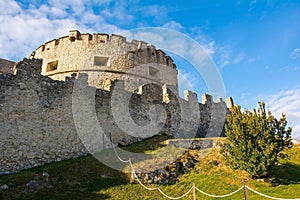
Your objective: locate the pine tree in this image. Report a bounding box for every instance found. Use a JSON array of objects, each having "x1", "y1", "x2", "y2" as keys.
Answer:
[{"x1": 222, "y1": 102, "x2": 292, "y2": 178}]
